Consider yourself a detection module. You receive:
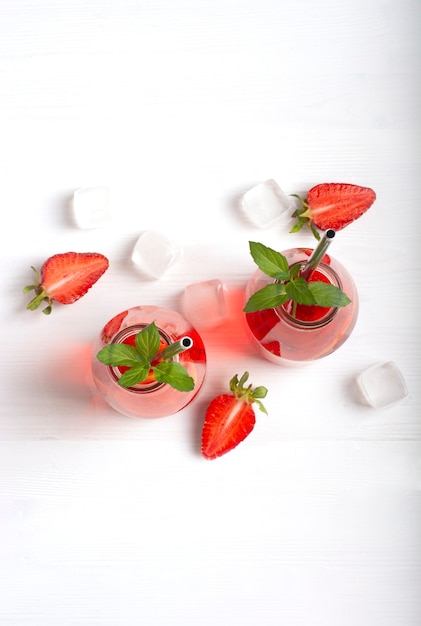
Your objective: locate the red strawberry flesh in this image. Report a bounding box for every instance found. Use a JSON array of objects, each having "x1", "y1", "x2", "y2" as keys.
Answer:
[
  {"x1": 306, "y1": 183, "x2": 376, "y2": 231},
  {"x1": 25, "y1": 252, "x2": 109, "y2": 313},
  {"x1": 201, "y1": 395, "x2": 256, "y2": 460},
  {"x1": 101, "y1": 310, "x2": 129, "y2": 343},
  {"x1": 201, "y1": 372, "x2": 268, "y2": 460},
  {"x1": 284, "y1": 268, "x2": 331, "y2": 322},
  {"x1": 41, "y1": 252, "x2": 109, "y2": 303}
]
